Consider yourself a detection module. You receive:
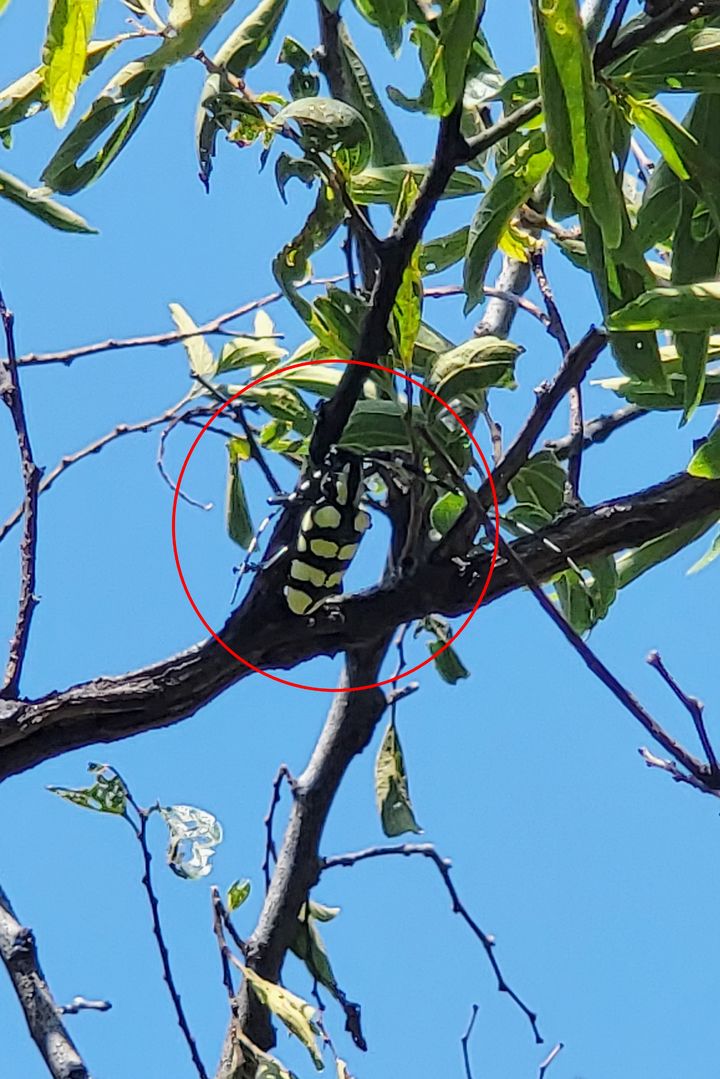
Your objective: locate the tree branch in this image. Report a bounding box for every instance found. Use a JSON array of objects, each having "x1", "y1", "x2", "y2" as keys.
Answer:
[
  {"x1": 217, "y1": 643, "x2": 389, "y2": 1065},
  {"x1": 0, "y1": 881, "x2": 90, "y2": 1079},
  {"x1": 1, "y1": 471, "x2": 719, "y2": 780},
  {"x1": 1, "y1": 289, "x2": 42, "y2": 699}
]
